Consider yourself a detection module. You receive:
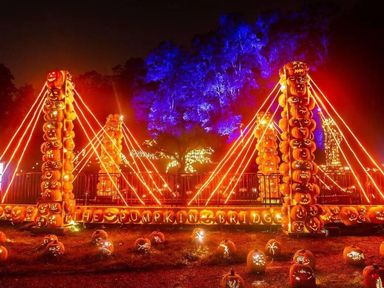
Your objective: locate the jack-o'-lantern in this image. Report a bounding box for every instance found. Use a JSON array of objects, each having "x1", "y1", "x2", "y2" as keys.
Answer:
[
  {"x1": 42, "y1": 234, "x2": 59, "y2": 248},
  {"x1": 292, "y1": 148, "x2": 312, "y2": 161},
  {"x1": 91, "y1": 229, "x2": 108, "y2": 245},
  {"x1": 192, "y1": 228, "x2": 206, "y2": 250},
  {"x1": 308, "y1": 205, "x2": 322, "y2": 218},
  {"x1": 149, "y1": 231, "x2": 165, "y2": 245},
  {"x1": 227, "y1": 211, "x2": 238, "y2": 224},
  {"x1": 0, "y1": 245, "x2": 8, "y2": 262},
  {"x1": 368, "y1": 206, "x2": 384, "y2": 224},
  {"x1": 293, "y1": 193, "x2": 313, "y2": 206},
  {"x1": 217, "y1": 239, "x2": 237, "y2": 259},
  {"x1": 246, "y1": 249, "x2": 267, "y2": 274},
  {"x1": 265, "y1": 239, "x2": 282, "y2": 257},
  {"x1": 140, "y1": 210, "x2": 152, "y2": 224},
  {"x1": 220, "y1": 269, "x2": 245, "y2": 288},
  {"x1": 11, "y1": 206, "x2": 26, "y2": 223},
  {"x1": 134, "y1": 237, "x2": 151, "y2": 254},
  {"x1": 291, "y1": 205, "x2": 307, "y2": 221},
  {"x1": 49, "y1": 203, "x2": 61, "y2": 214},
  {"x1": 292, "y1": 183, "x2": 313, "y2": 194},
  {"x1": 249, "y1": 211, "x2": 261, "y2": 224},
  {"x1": 129, "y1": 210, "x2": 142, "y2": 223},
  {"x1": 305, "y1": 217, "x2": 322, "y2": 233},
  {"x1": 292, "y1": 221, "x2": 305, "y2": 233},
  {"x1": 290, "y1": 105, "x2": 310, "y2": 119},
  {"x1": 343, "y1": 245, "x2": 365, "y2": 266},
  {"x1": 98, "y1": 239, "x2": 114, "y2": 256},
  {"x1": 37, "y1": 203, "x2": 49, "y2": 216},
  {"x1": 35, "y1": 215, "x2": 48, "y2": 227},
  {"x1": 44, "y1": 240, "x2": 65, "y2": 258},
  {"x1": 25, "y1": 206, "x2": 37, "y2": 221},
  {"x1": 357, "y1": 206, "x2": 369, "y2": 224},
  {"x1": 289, "y1": 262, "x2": 316, "y2": 288},
  {"x1": 340, "y1": 207, "x2": 359, "y2": 226},
  {"x1": 92, "y1": 209, "x2": 104, "y2": 223},
  {"x1": 47, "y1": 70, "x2": 65, "y2": 88},
  {"x1": 292, "y1": 170, "x2": 312, "y2": 184},
  {"x1": 47, "y1": 214, "x2": 63, "y2": 227},
  {"x1": 362, "y1": 264, "x2": 384, "y2": 288},
  {"x1": 292, "y1": 127, "x2": 310, "y2": 139},
  {"x1": 261, "y1": 210, "x2": 273, "y2": 225},
  {"x1": 293, "y1": 249, "x2": 316, "y2": 269}
]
